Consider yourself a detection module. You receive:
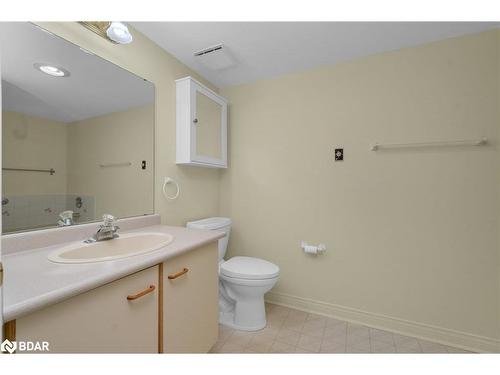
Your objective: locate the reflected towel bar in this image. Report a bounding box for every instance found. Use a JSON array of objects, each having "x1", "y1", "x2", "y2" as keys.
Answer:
[
  {"x1": 370, "y1": 138, "x2": 487, "y2": 151},
  {"x1": 99, "y1": 162, "x2": 132, "y2": 168},
  {"x1": 3, "y1": 167, "x2": 55, "y2": 175}
]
